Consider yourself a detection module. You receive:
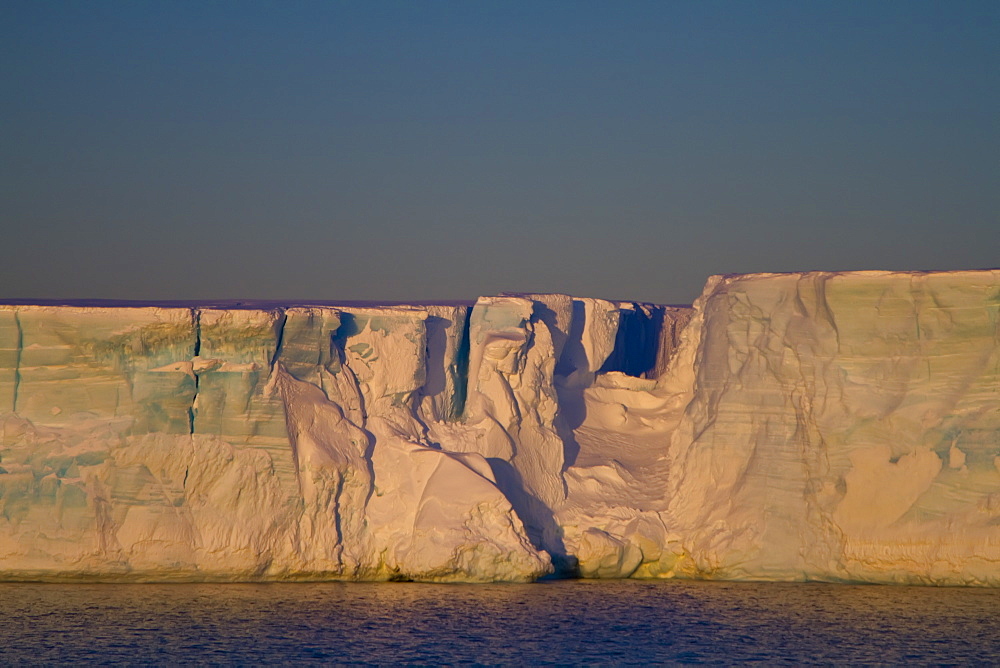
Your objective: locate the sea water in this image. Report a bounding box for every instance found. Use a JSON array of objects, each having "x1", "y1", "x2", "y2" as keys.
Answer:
[{"x1": 1, "y1": 580, "x2": 998, "y2": 664}]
